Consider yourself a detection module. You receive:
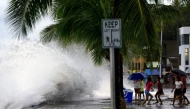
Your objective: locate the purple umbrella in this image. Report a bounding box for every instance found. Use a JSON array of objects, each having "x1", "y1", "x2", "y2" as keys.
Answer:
[{"x1": 128, "y1": 72, "x2": 146, "y2": 80}]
